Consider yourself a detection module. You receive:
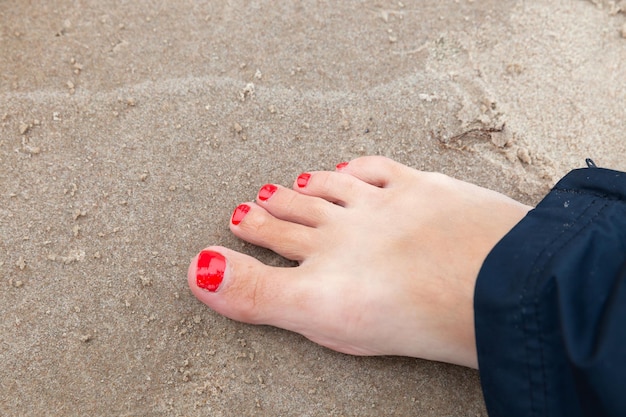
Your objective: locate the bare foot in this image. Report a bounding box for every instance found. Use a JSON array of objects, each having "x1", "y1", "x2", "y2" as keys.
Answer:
[{"x1": 187, "y1": 156, "x2": 530, "y2": 368}]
